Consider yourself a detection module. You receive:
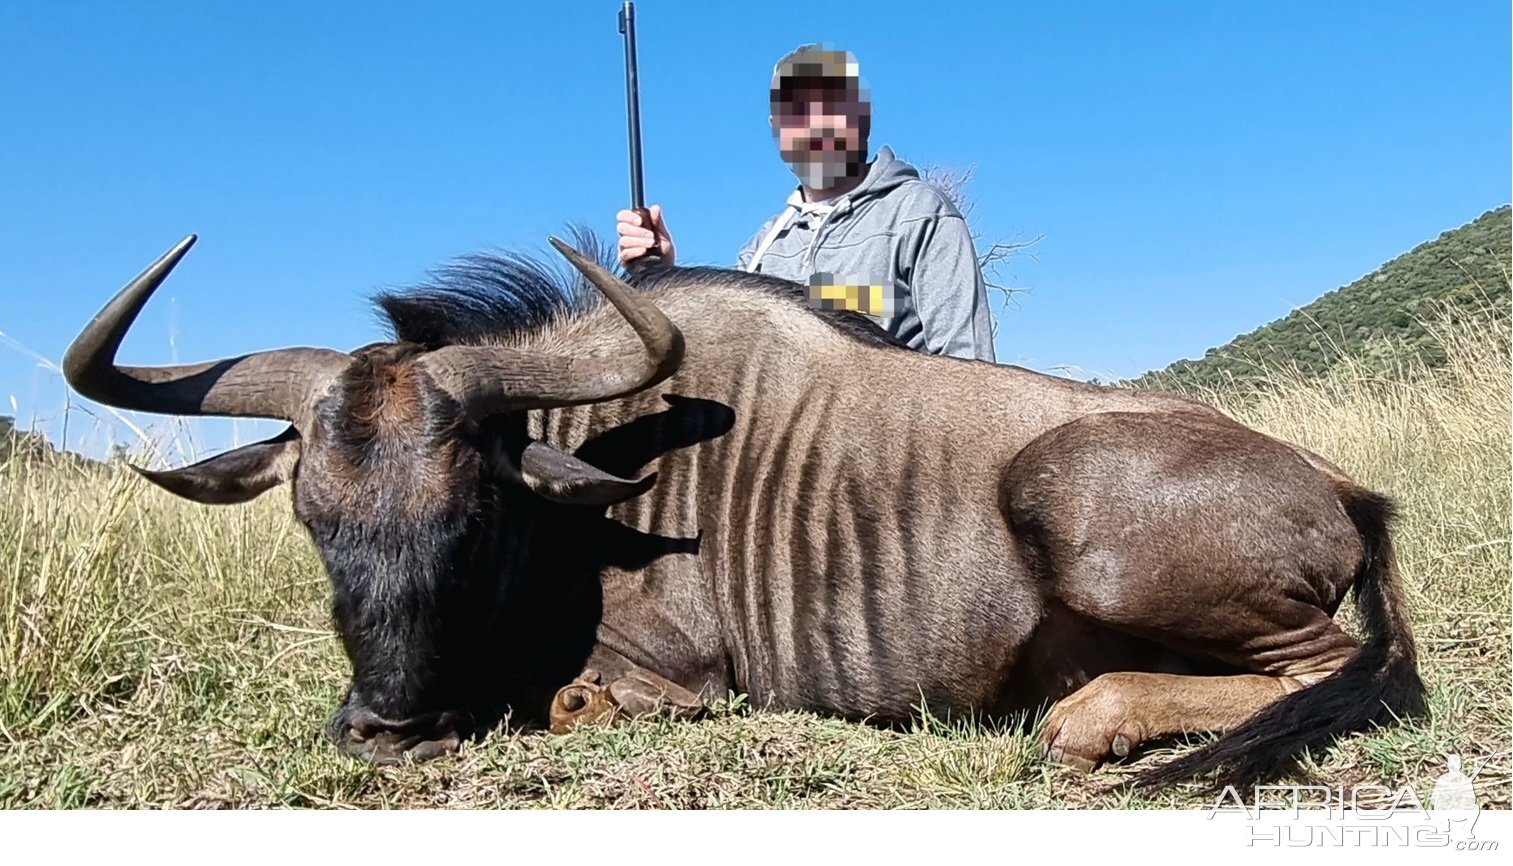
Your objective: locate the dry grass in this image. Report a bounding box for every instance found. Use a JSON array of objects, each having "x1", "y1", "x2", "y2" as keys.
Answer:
[{"x1": 1, "y1": 309, "x2": 1508, "y2": 809}]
